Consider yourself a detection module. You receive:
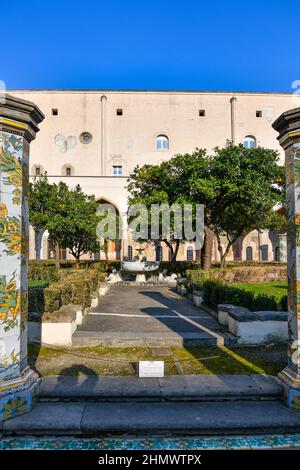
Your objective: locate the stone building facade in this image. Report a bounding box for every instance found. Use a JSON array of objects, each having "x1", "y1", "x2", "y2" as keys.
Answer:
[{"x1": 8, "y1": 89, "x2": 297, "y2": 263}]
